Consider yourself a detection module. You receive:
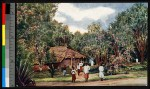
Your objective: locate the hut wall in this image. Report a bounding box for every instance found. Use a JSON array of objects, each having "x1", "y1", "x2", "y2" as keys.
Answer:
[
  {"x1": 72, "y1": 58, "x2": 80, "y2": 68},
  {"x1": 72, "y1": 59, "x2": 76, "y2": 67},
  {"x1": 59, "y1": 58, "x2": 71, "y2": 67},
  {"x1": 59, "y1": 58, "x2": 82, "y2": 69}
]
